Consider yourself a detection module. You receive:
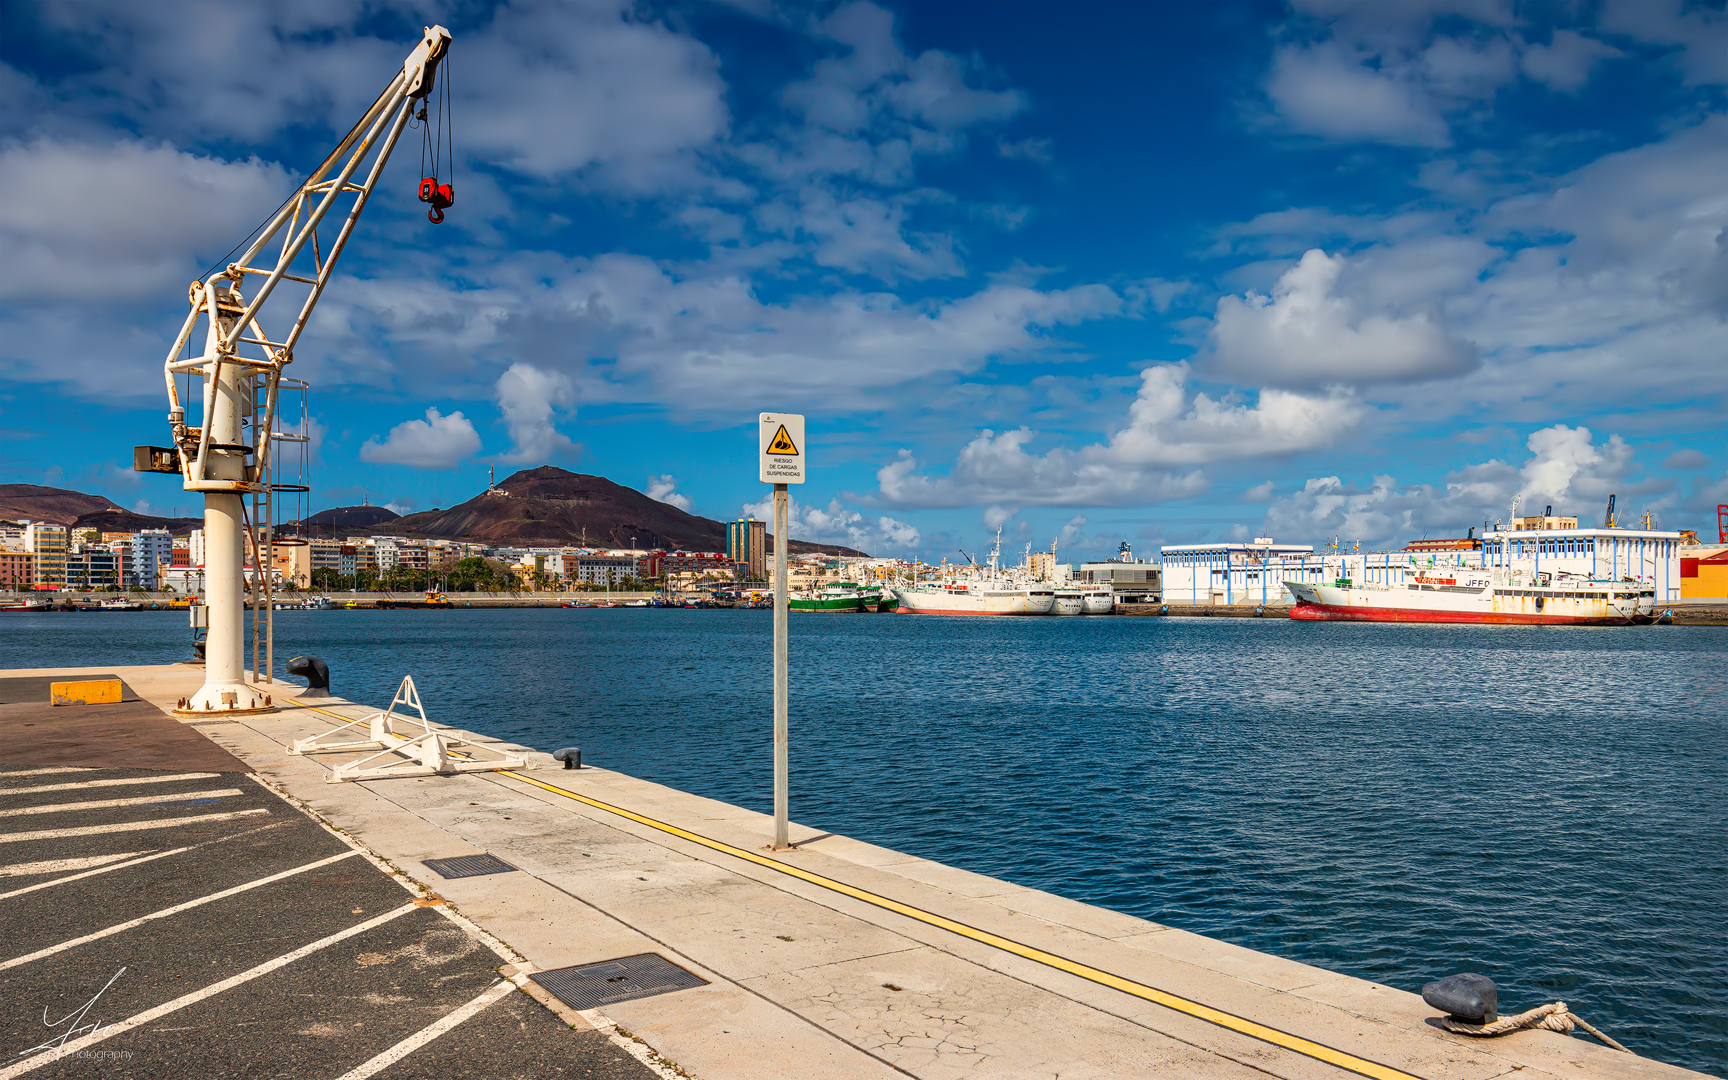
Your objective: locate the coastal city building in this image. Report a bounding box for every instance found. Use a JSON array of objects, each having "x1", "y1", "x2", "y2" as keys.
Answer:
[
  {"x1": 129, "y1": 528, "x2": 174, "y2": 591},
  {"x1": 24, "y1": 523, "x2": 68, "y2": 590},
  {"x1": 0, "y1": 549, "x2": 34, "y2": 590},
  {"x1": 727, "y1": 517, "x2": 767, "y2": 580},
  {"x1": 65, "y1": 543, "x2": 121, "y2": 589}
]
